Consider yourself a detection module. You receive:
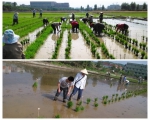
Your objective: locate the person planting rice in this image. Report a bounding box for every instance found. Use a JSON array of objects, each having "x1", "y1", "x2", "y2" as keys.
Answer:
[
  {"x1": 70, "y1": 20, "x2": 79, "y2": 33},
  {"x1": 69, "y1": 69, "x2": 88, "y2": 104},
  {"x1": 53, "y1": 76, "x2": 74, "y2": 103},
  {"x1": 116, "y1": 23, "x2": 129, "y2": 35},
  {"x1": 51, "y1": 22, "x2": 61, "y2": 34},
  {"x1": 43, "y1": 18, "x2": 49, "y2": 26}
]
